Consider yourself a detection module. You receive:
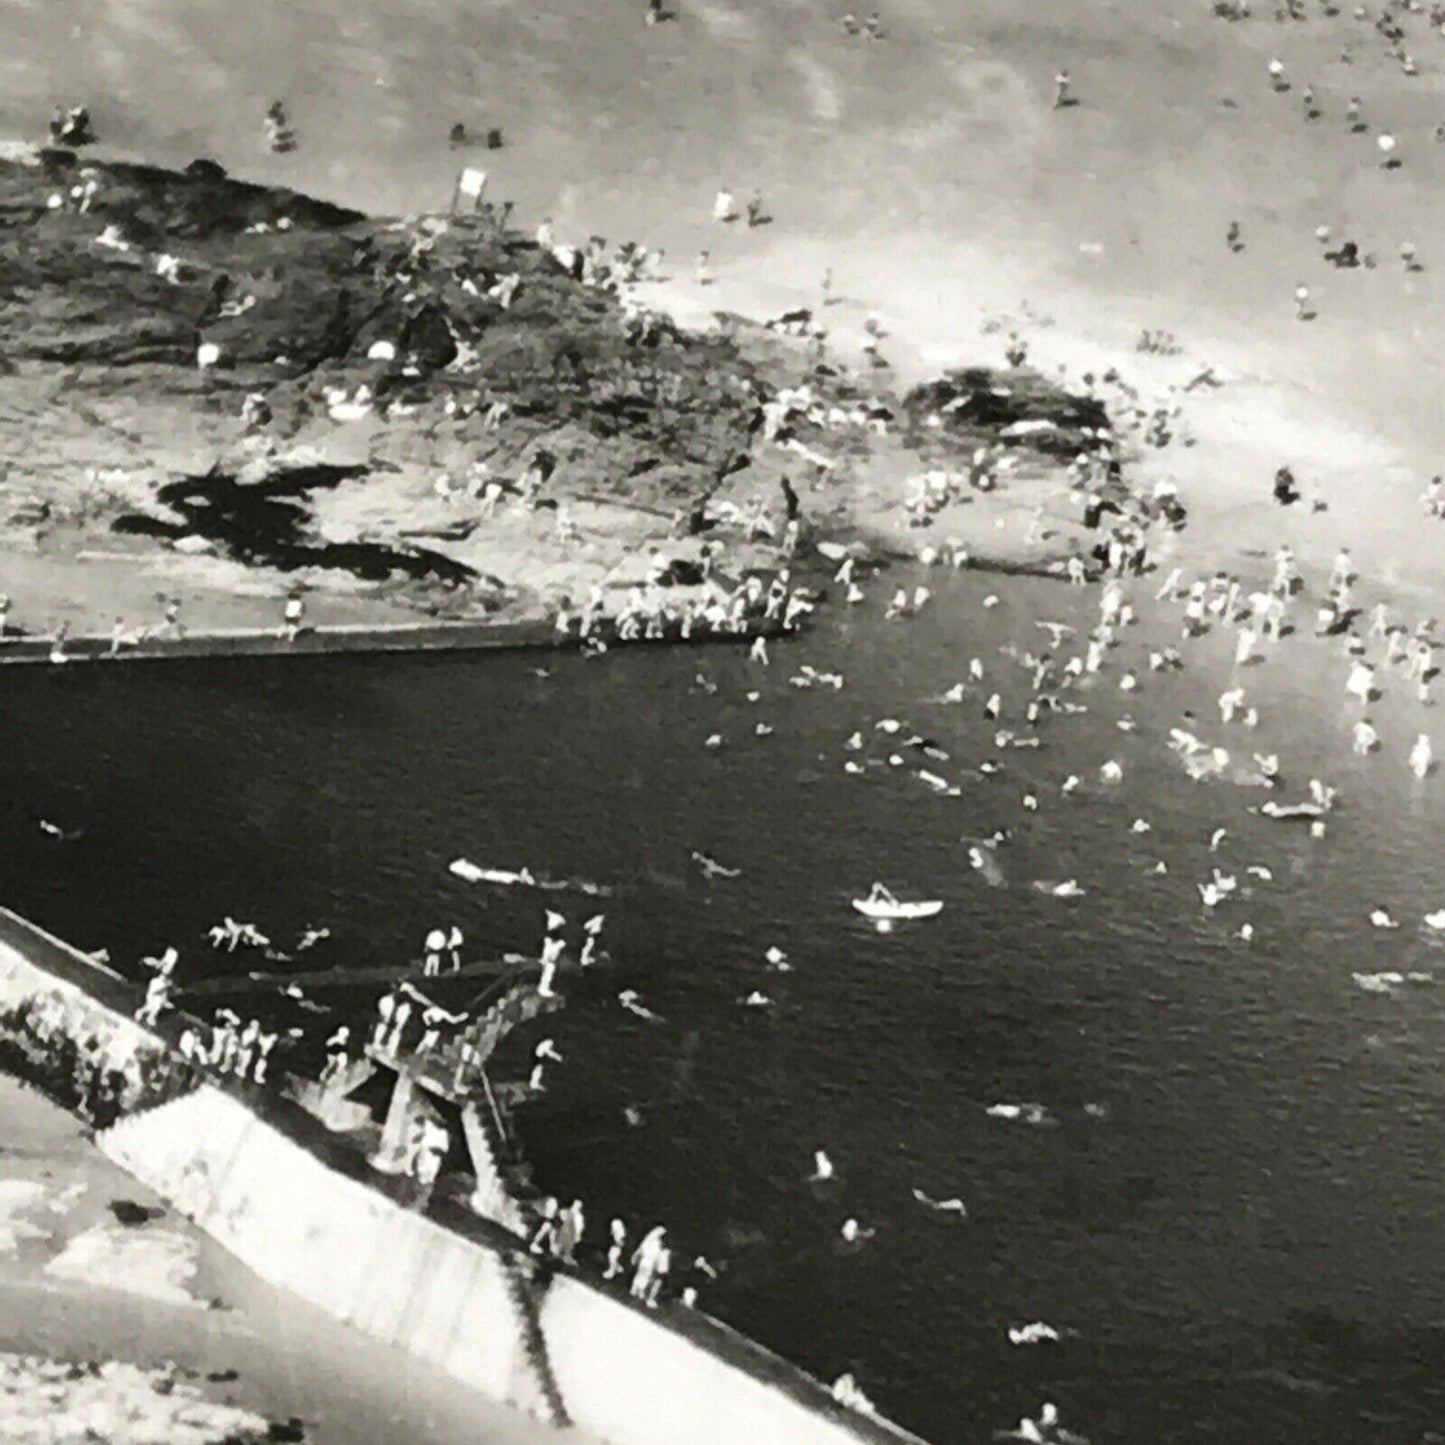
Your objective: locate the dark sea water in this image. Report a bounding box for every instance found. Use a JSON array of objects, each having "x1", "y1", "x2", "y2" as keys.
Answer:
[{"x1": 3, "y1": 567, "x2": 1445, "y2": 1445}]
